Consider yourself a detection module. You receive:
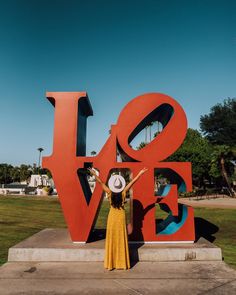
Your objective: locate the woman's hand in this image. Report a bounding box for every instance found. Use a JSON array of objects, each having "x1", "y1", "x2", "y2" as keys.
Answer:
[
  {"x1": 88, "y1": 168, "x2": 110, "y2": 193},
  {"x1": 139, "y1": 167, "x2": 148, "y2": 175},
  {"x1": 123, "y1": 167, "x2": 148, "y2": 192},
  {"x1": 88, "y1": 167, "x2": 96, "y2": 176}
]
